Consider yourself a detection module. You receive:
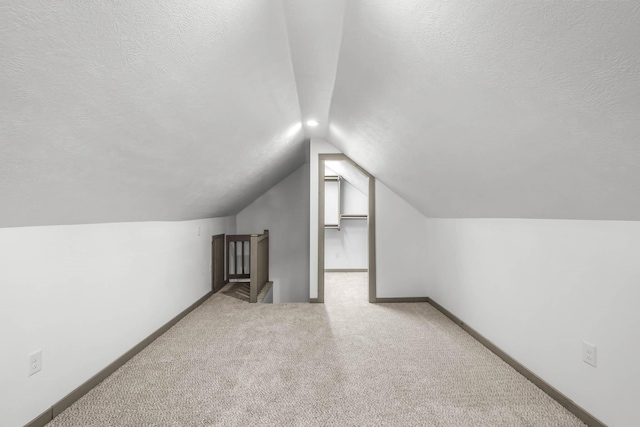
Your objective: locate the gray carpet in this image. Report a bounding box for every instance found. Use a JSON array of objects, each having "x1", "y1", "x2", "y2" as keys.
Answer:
[
  {"x1": 222, "y1": 281, "x2": 252, "y2": 301},
  {"x1": 222, "y1": 281, "x2": 272, "y2": 303},
  {"x1": 48, "y1": 273, "x2": 584, "y2": 426}
]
